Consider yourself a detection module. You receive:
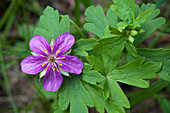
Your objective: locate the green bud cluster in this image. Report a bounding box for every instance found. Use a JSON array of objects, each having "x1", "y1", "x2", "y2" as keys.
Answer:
[{"x1": 122, "y1": 24, "x2": 144, "y2": 44}]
